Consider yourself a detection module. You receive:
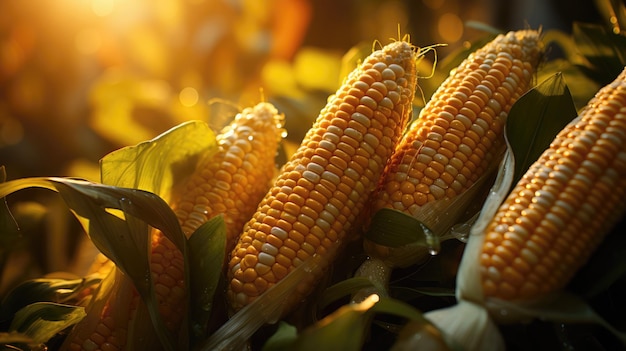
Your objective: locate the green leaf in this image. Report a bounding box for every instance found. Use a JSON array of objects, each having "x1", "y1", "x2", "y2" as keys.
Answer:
[
  {"x1": 290, "y1": 295, "x2": 380, "y2": 351},
  {"x1": 9, "y1": 302, "x2": 85, "y2": 344},
  {"x1": 572, "y1": 22, "x2": 626, "y2": 85},
  {"x1": 365, "y1": 208, "x2": 436, "y2": 248},
  {"x1": 100, "y1": 120, "x2": 217, "y2": 198},
  {"x1": 200, "y1": 252, "x2": 334, "y2": 351},
  {"x1": 318, "y1": 277, "x2": 375, "y2": 310},
  {"x1": 0, "y1": 178, "x2": 182, "y2": 350},
  {"x1": 99, "y1": 119, "x2": 218, "y2": 351},
  {"x1": 0, "y1": 277, "x2": 101, "y2": 324},
  {"x1": 261, "y1": 321, "x2": 298, "y2": 351},
  {"x1": 537, "y1": 58, "x2": 601, "y2": 110},
  {"x1": 187, "y1": 215, "x2": 227, "y2": 346},
  {"x1": 261, "y1": 295, "x2": 429, "y2": 351},
  {"x1": 505, "y1": 72, "x2": 578, "y2": 185},
  {"x1": 0, "y1": 331, "x2": 35, "y2": 347},
  {"x1": 0, "y1": 166, "x2": 19, "y2": 276},
  {"x1": 284, "y1": 296, "x2": 425, "y2": 351}
]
